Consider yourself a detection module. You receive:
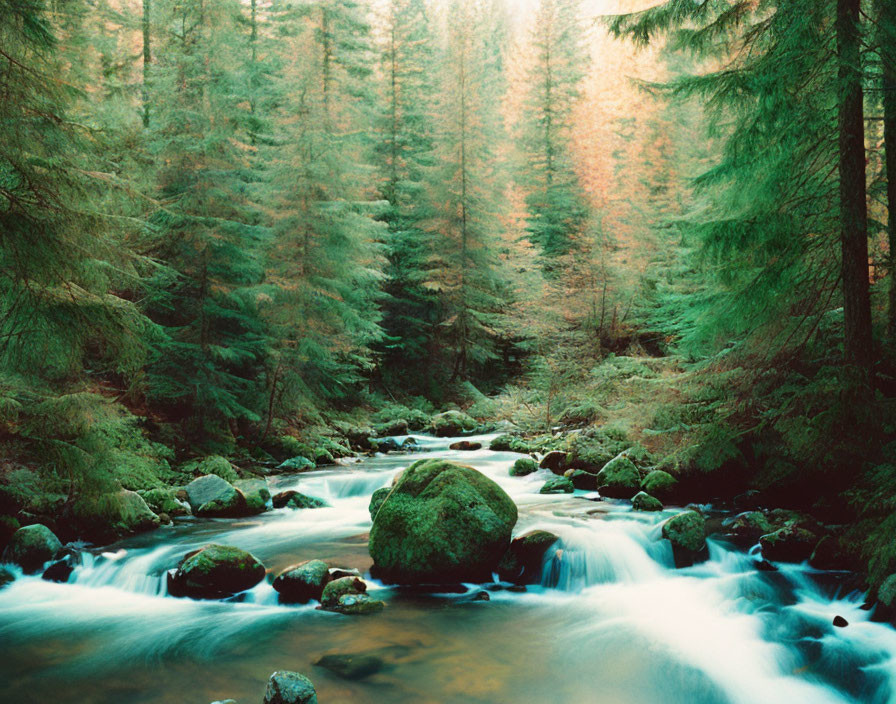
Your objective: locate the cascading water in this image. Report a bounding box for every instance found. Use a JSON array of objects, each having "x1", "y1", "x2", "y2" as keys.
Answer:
[{"x1": 2, "y1": 435, "x2": 896, "y2": 703}]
